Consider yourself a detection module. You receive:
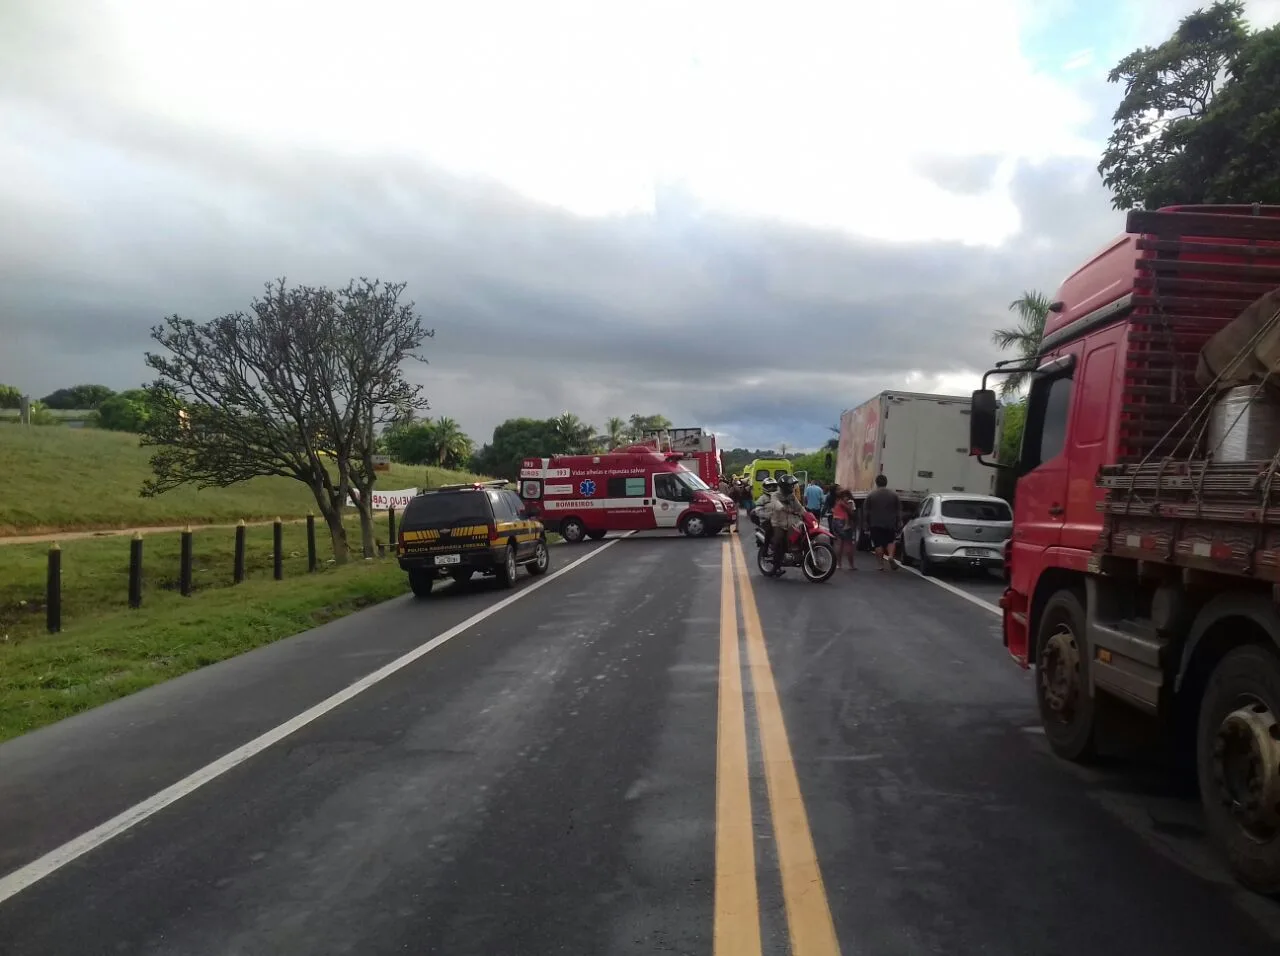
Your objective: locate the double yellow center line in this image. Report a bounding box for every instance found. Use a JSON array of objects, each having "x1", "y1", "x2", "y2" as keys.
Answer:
[{"x1": 715, "y1": 536, "x2": 842, "y2": 955}]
